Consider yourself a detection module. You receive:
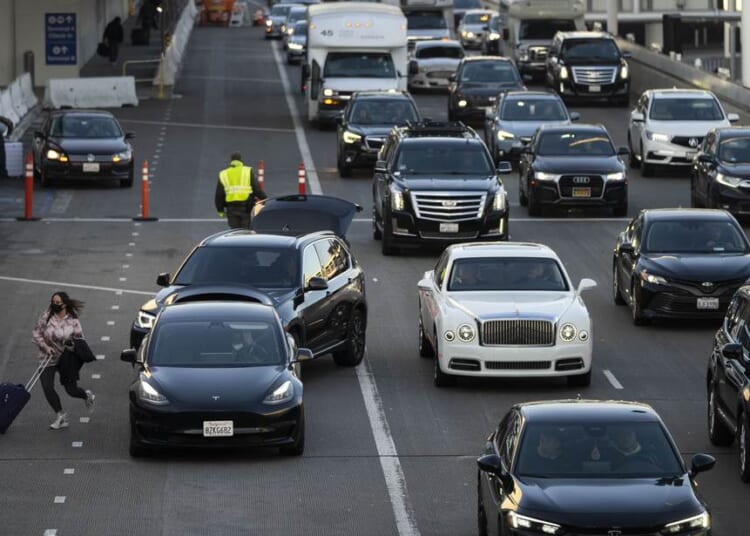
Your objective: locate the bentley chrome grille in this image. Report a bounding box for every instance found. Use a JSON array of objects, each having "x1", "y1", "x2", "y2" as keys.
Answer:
[{"x1": 482, "y1": 319, "x2": 555, "y2": 346}]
